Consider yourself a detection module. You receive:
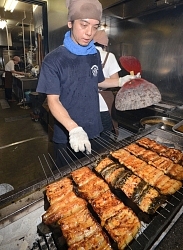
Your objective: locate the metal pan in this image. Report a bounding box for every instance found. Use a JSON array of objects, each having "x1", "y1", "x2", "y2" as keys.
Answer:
[
  {"x1": 140, "y1": 116, "x2": 179, "y2": 131},
  {"x1": 172, "y1": 120, "x2": 183, "y2": 136}
]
